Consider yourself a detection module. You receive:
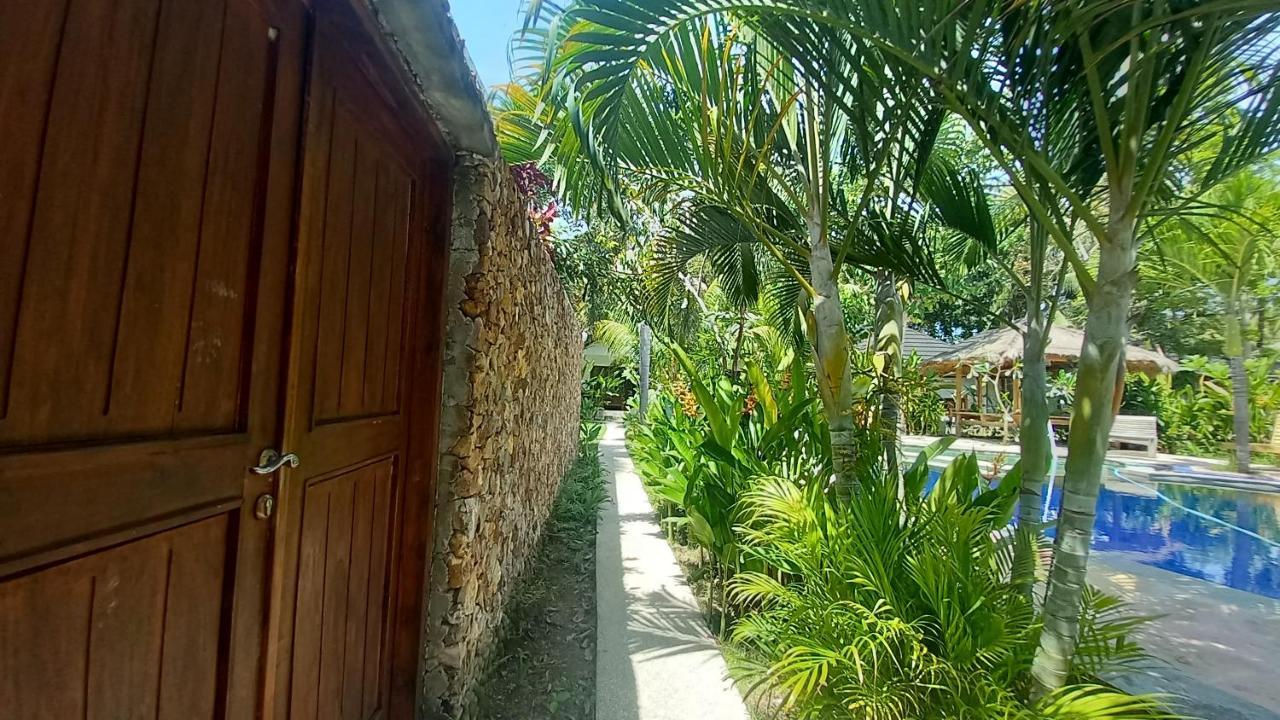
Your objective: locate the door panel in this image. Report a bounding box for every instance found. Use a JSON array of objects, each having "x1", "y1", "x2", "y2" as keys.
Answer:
[
  {"x1": 268, "y1": 4, "x2": 439, "y2": 718},
  {"x1": 0, "y1": 0, "x2": 305, "y2": 716},
  {"x1": 0, "y1": 0, "x2": 275, "y2": 446},
  {"x1": 0, "y1": 515, "x2": 230, "y2": 720},
  {"x1": 288, "y1": 459, "x2": 396, "y2": 719},
  {"x1": 309, "y1": 103, "x2": 413, "y2": 425}
]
